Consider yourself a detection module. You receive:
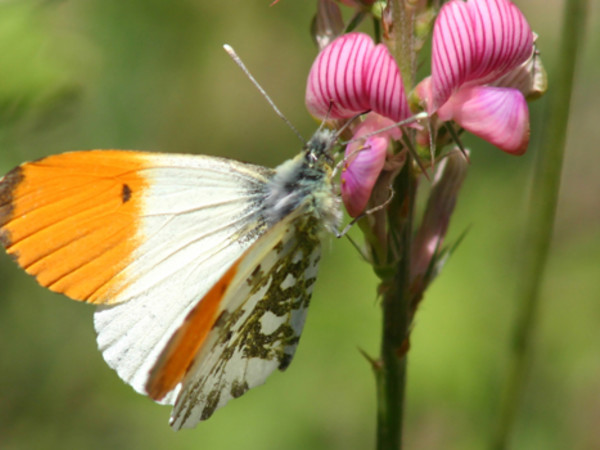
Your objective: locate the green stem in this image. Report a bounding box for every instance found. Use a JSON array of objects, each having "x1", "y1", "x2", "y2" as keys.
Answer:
[
  {"x1": 376, "y1": 158, "x2": 416, "y2": 450},
  {"x1": 492, "y1": 1, "x2": 589, "y2": 448},
  {"x1": 374, "y1": 3, "x2": 418, "y2": 447},
  {"x1": 387, "y1": 0, "x2": 416, "y2": 90}
]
